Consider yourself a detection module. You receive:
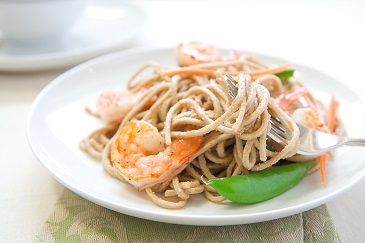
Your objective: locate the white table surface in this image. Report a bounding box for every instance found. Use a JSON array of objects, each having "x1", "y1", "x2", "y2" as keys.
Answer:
[{"x1": 1, "y1": 1, "x2": 365, "y2": 242}]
